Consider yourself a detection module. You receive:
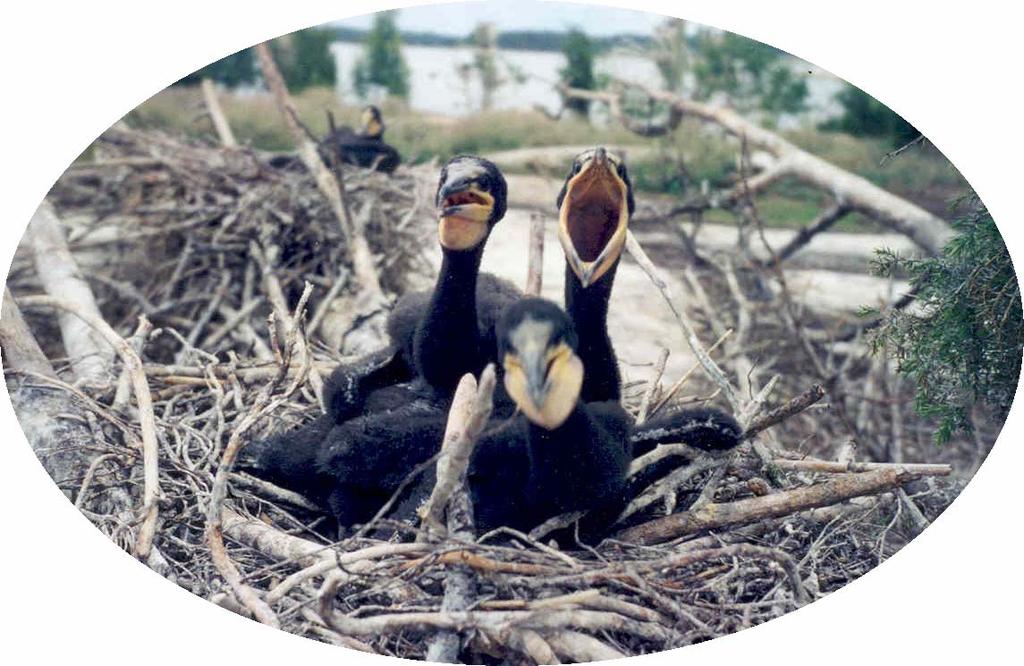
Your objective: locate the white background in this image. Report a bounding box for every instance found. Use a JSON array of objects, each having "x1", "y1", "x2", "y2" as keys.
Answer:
[{"x1": 0, "y1": 1, "x2": 1020, "y2": 664}]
